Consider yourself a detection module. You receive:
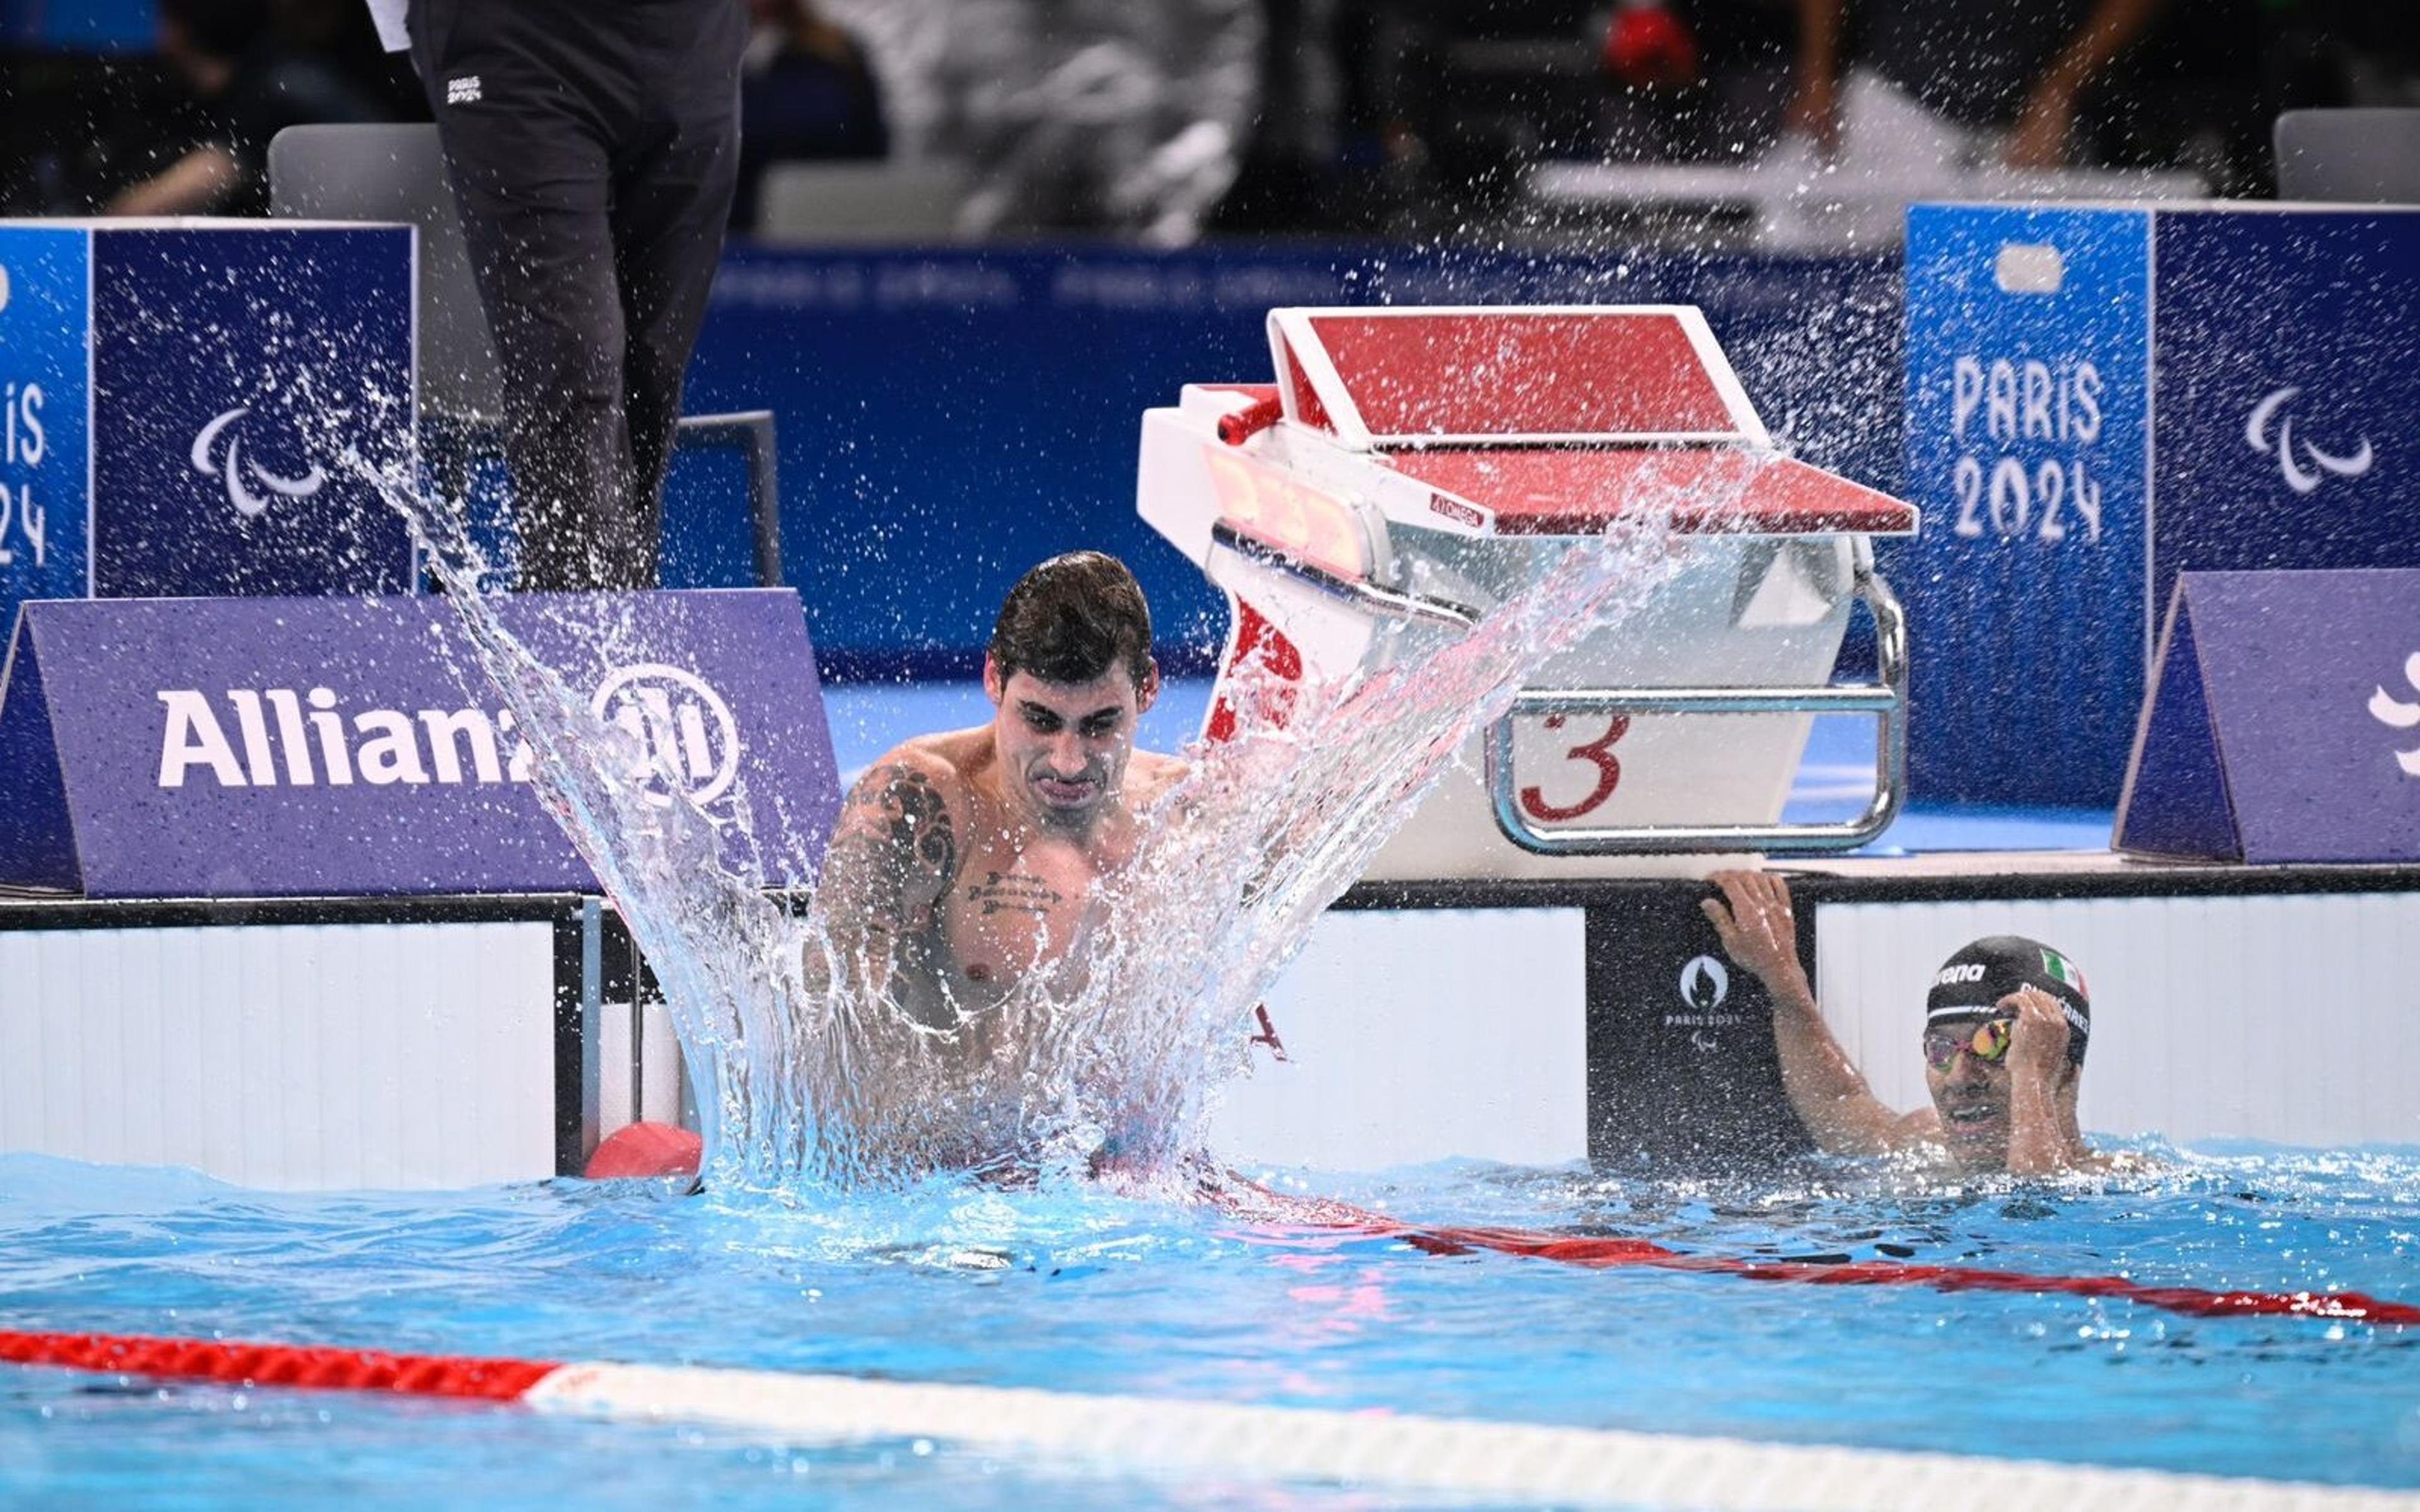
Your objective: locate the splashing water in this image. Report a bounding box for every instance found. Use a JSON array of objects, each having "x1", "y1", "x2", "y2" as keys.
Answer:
[{"x1": 359, "y1": 452, "x2": 1744, "y2": 1200}]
